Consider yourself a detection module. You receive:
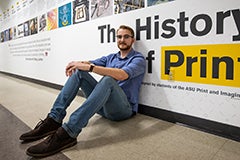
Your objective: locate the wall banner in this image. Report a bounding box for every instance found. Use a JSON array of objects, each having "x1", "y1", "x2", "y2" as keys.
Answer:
[{"x1": 0, "y1": 0, "x2": 239, "y2": 128}]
